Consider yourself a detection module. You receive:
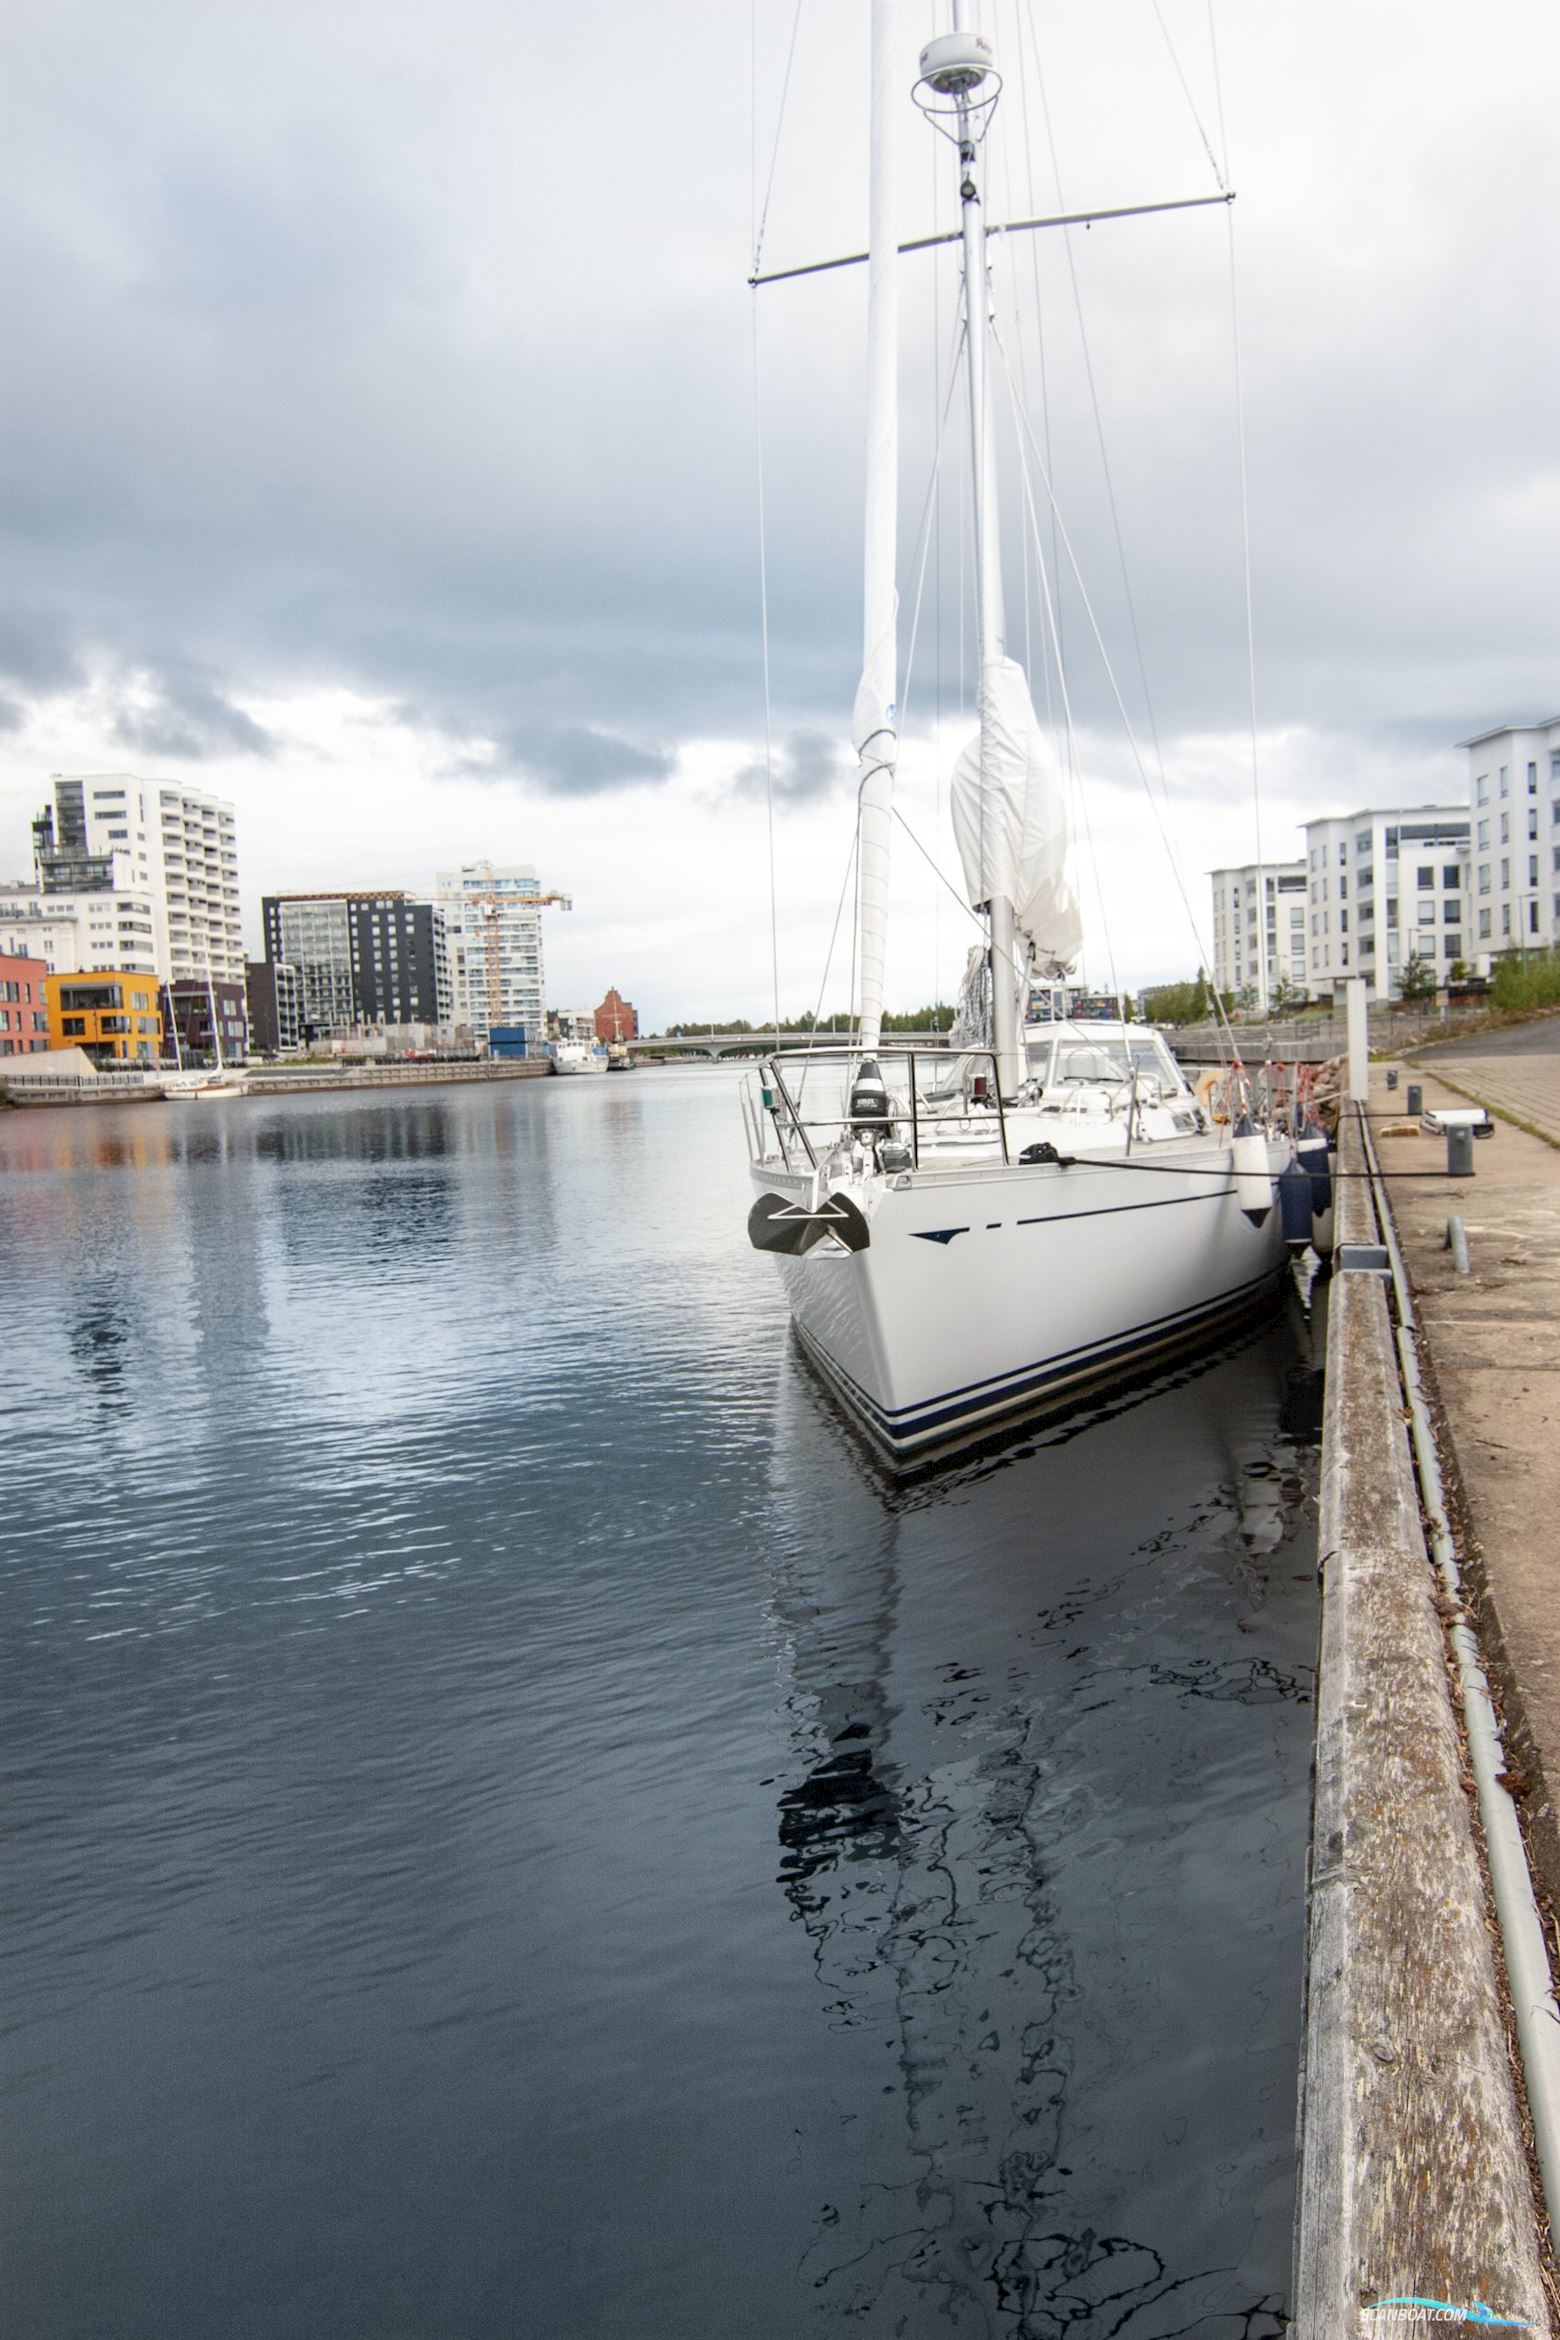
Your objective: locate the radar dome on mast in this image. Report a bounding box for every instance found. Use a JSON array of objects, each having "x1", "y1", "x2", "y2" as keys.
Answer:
[{"x1": 913, "y1": 32, "x2": 1001, "y2": 127}]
